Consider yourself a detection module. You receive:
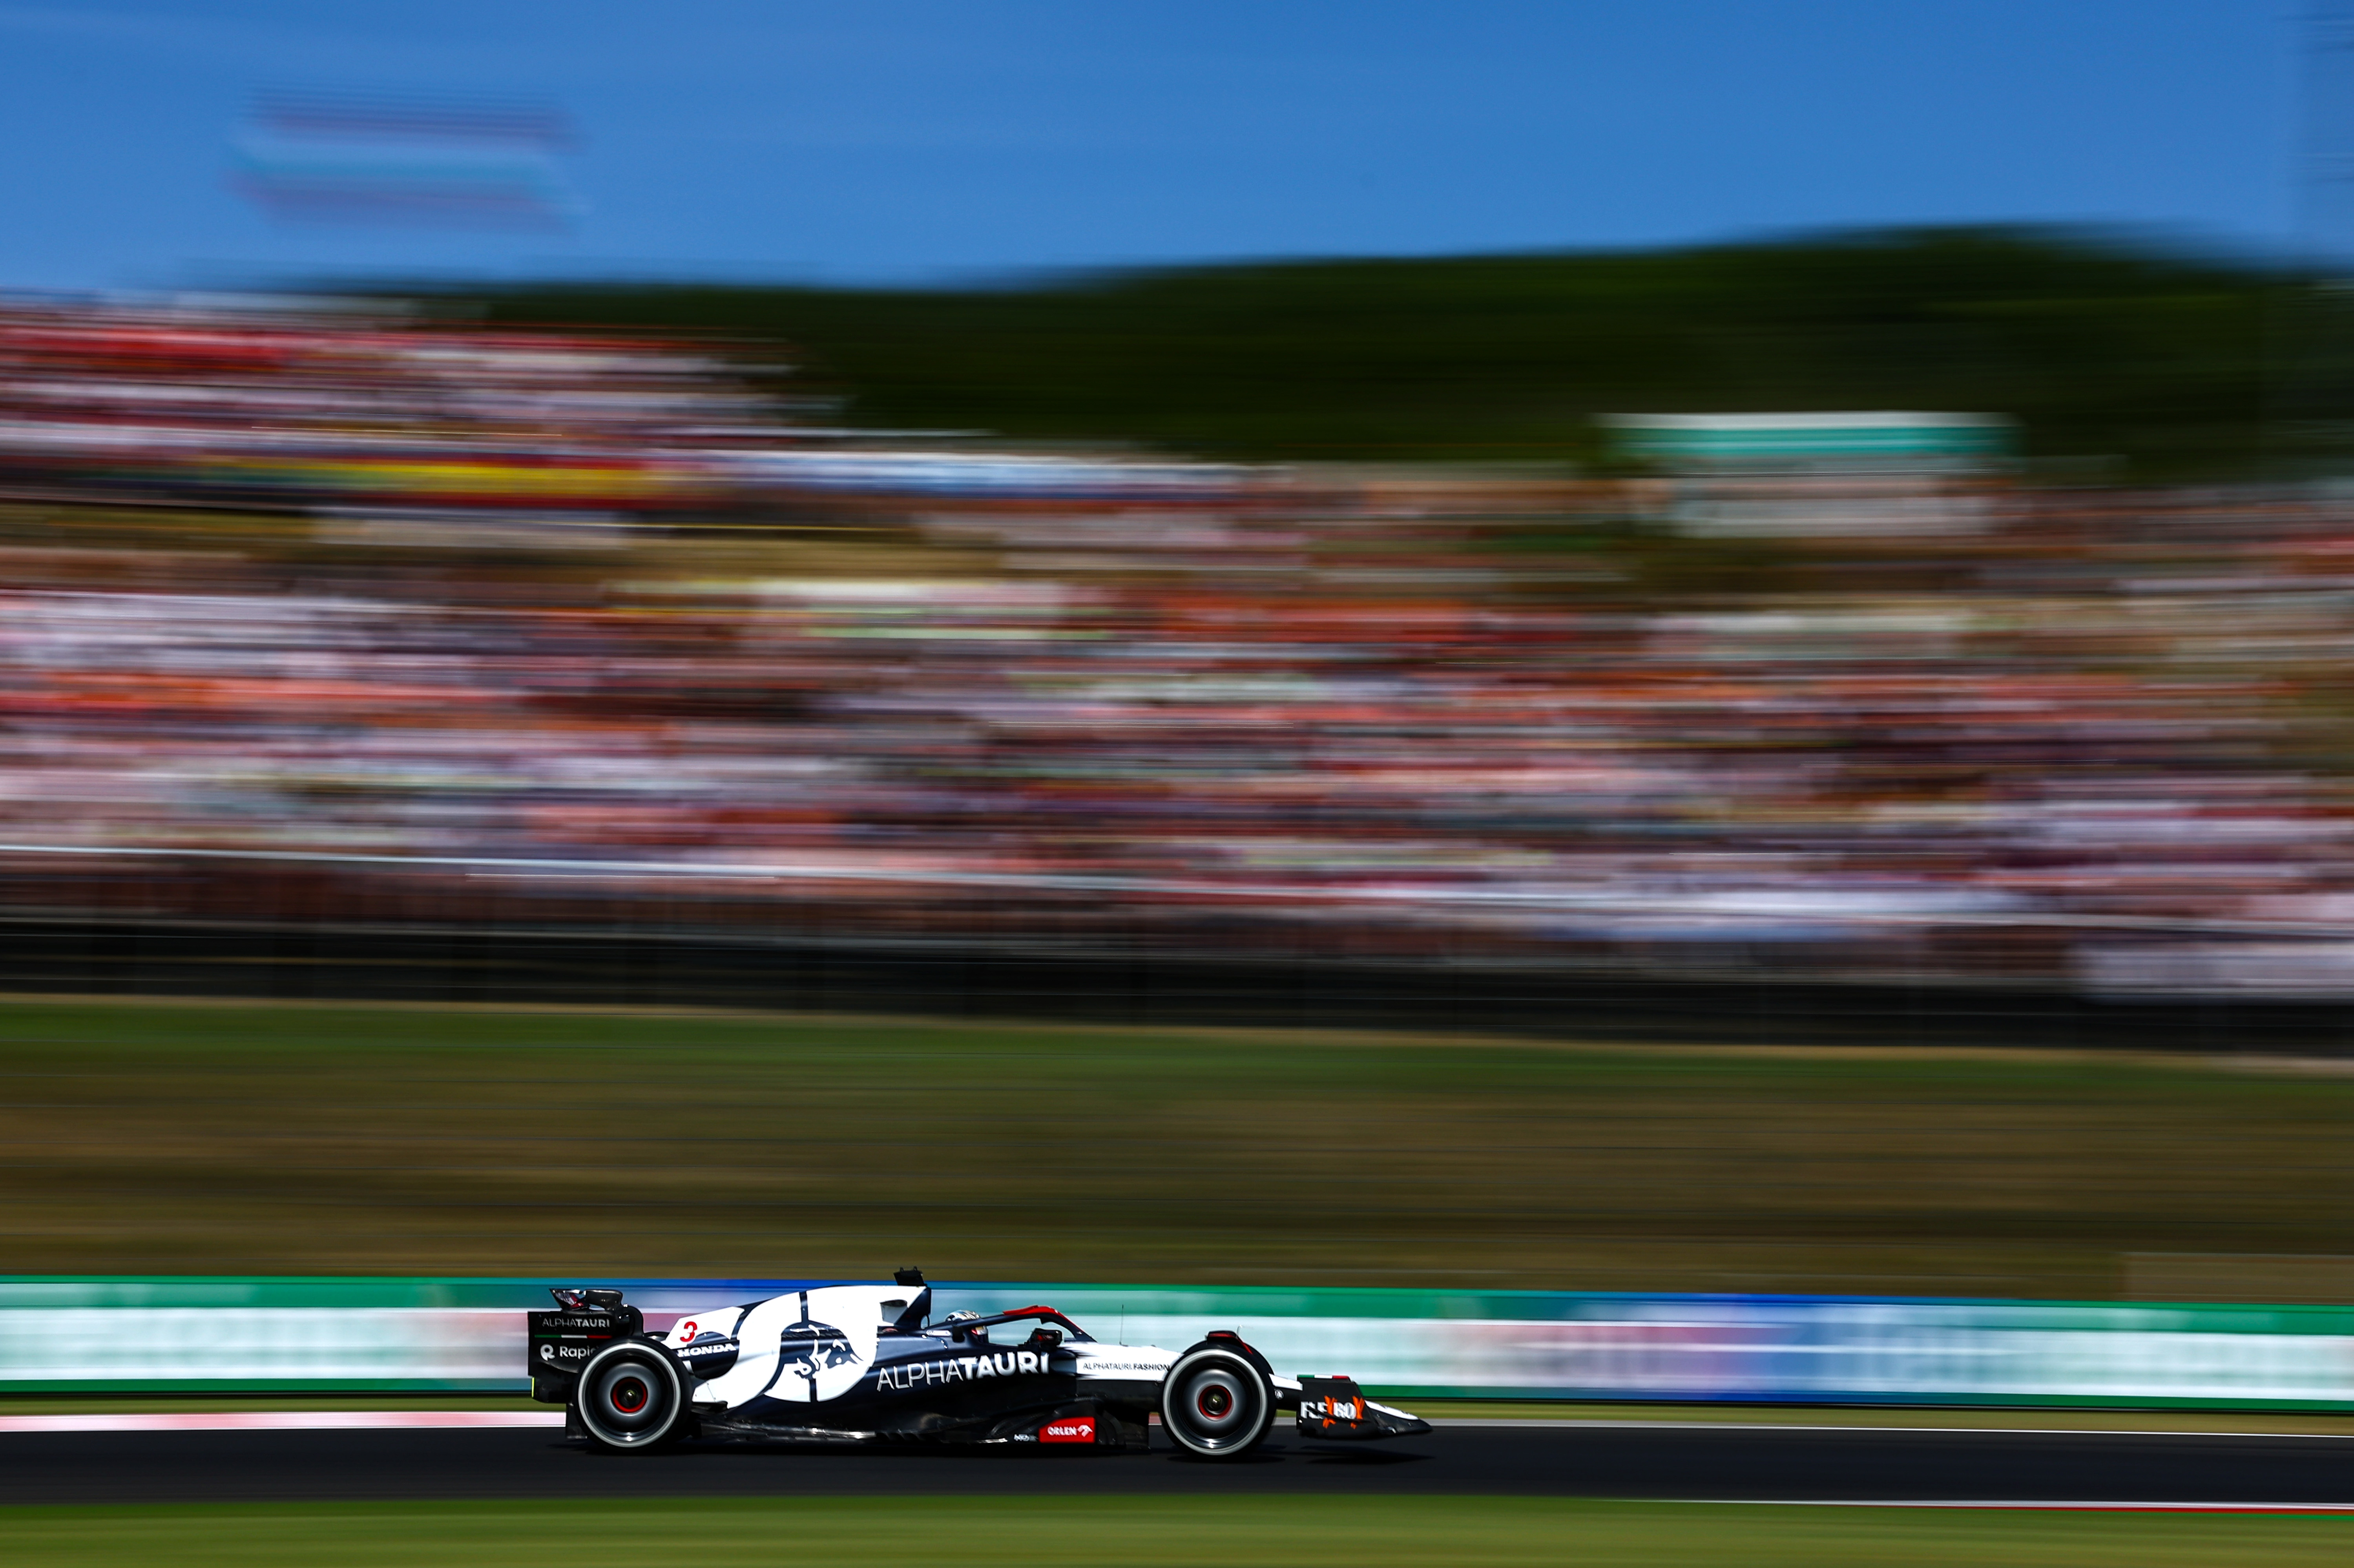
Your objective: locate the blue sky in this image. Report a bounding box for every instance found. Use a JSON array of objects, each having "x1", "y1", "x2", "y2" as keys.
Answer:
[{"x1": 0, "y1": 1, "x2": 2304, "y2": 291}]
